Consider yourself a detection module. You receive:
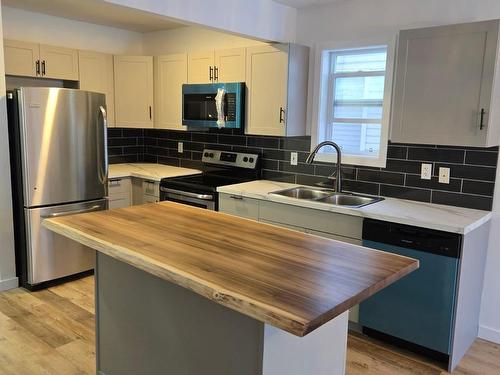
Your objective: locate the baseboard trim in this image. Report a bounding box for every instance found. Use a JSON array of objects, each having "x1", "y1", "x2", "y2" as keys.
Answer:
[
  {"x1": 479, "y1": 324, "x2": 500, "y2": 344},
  {"x1": 0, "y1": 277, "x2": 19, "y2": 291}
]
